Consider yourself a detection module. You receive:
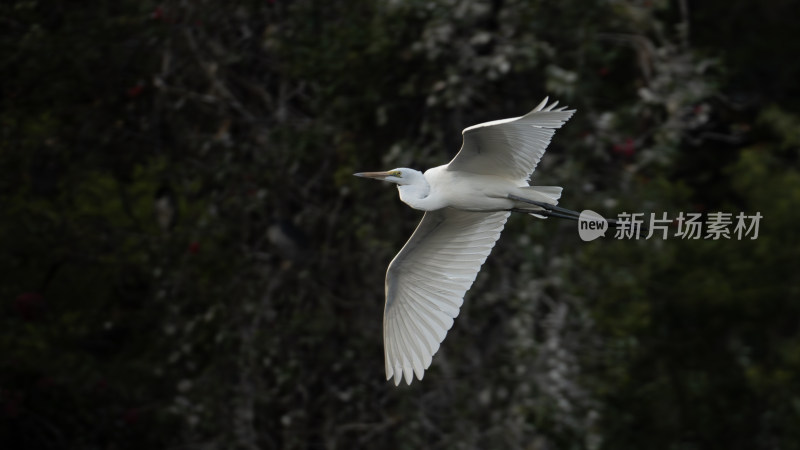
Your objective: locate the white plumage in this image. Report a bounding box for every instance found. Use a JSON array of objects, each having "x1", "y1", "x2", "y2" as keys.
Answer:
[{"x1": 355, "y1": 98, "x2": 575, "y2": 385}]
